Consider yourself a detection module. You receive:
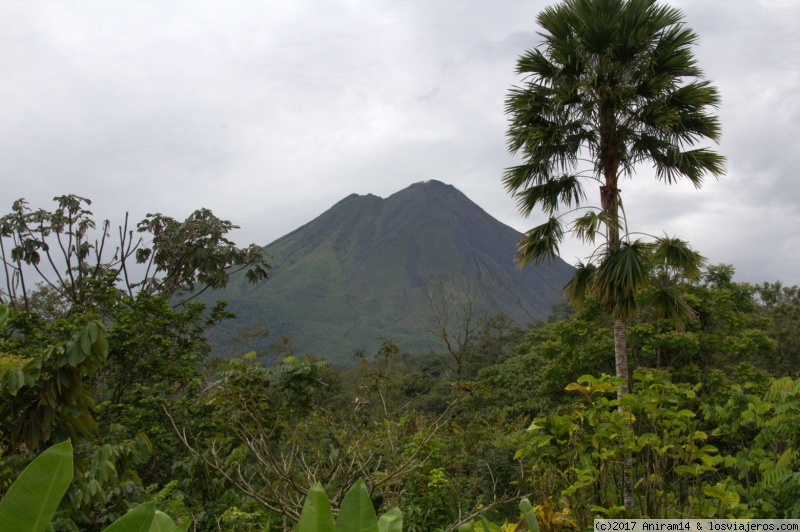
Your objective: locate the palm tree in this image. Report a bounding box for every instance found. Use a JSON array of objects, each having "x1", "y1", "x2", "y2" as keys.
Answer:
[{"x1": 504, "y1": 0, "x2": 724, "y2": 509}]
